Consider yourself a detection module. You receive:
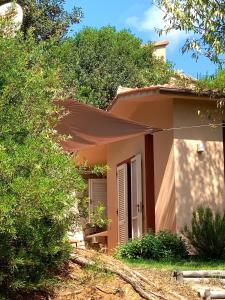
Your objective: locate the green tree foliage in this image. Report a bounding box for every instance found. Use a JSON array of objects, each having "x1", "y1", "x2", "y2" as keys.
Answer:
[
  {"x1": 60, "y1": 26, "x2": 174, "y2": 109},
  {"x1": 1, "y1": 0, "x2": 83, "y2": 40},
  {"x1": 197, "y1": 69, "x2": 225, "y2": 92},
  {"x1": 0, "y1": 28, "x2": 84, "y2": 296},
  {"x1": 183, "y1": 207, "x2": 225, "y2": 259},
  {"x1": 197, "y1": 69, "x2": 225, "y2": 118},
  {"x1": 155, "y1": 0, "x2": 225, "y2": 65}
]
